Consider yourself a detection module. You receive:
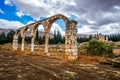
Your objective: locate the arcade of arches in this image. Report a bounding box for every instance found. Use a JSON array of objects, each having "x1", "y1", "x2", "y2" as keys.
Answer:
[{"x1": 13, "y1": 14, "x2": 78, "y2": 59}]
